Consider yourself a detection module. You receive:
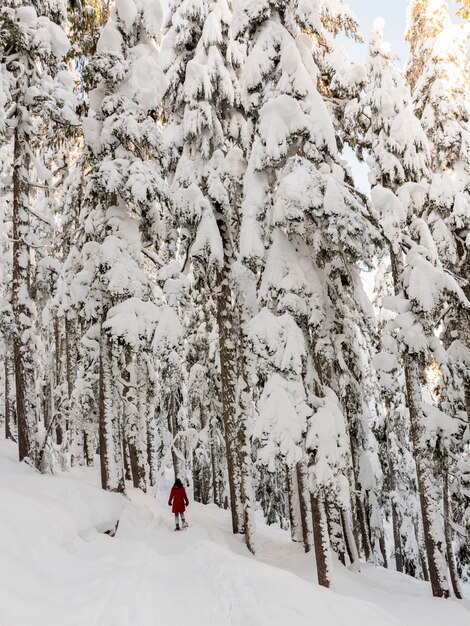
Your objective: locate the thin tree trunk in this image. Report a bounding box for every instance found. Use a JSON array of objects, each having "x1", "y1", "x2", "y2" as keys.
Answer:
[
  {"x1": 5, "y1": 356, "x2": 17, "y2": 442},
  {"x1": 386, "y1": 399, "x2": 404, "y2": 573},
  {"x1": 147, "y1": 413, "x2": 158, "y2": 487},
  {"x1": 98, "y1": 329, "x2": 125, "y2": 493},
  {"x1": 193, "y1": 450, "x2": 202, "y2": 503},
  {"x1": 287, "y1": 466, "x2": 303, "y2": 543},
  {"x1": 326, "y1": 499, "x2": 346, "y2": 565},
  {"x1": 12, "y1": 115, "x2": 37, "y2": 466},
  {"x1": 443, "y1": 464, "x2": 462, "y2": 598},
  {"x1": 210, "y1": 430, "x2": 221, "y2": 507},
  {"x1": 311, "y1": 493, "x2": 333, "y2": 588},
  {"x1": 405, "y1": 357, "x2": 449, "y2": 597},
  {"x1": 296, "y1": 459, "x2": 313, "y2": 553},
  {"x1": 216, "y1": 246, "x2": 243, "y2": 535},
  {"x1": 341, "y1": 508, "x2": 361, "y2": 571}
]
